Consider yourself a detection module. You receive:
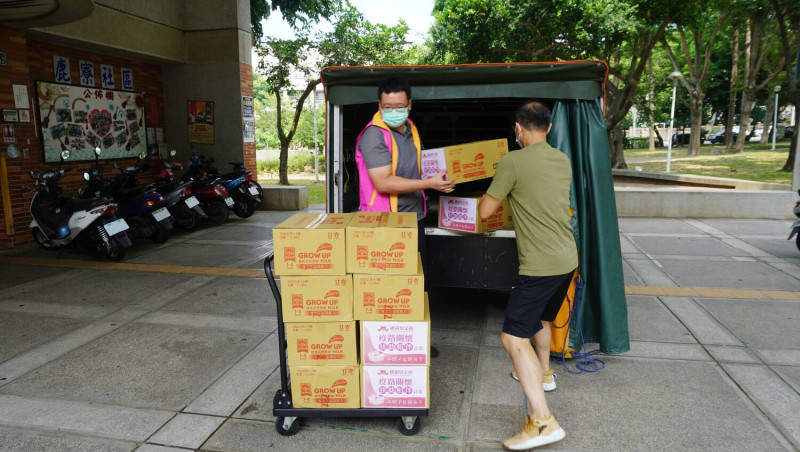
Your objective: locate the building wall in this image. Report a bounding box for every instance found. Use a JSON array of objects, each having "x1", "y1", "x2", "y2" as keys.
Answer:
[
  {"x1": 0, "y1": 25, "x2": 164, "y2": 248},
  {"x1": 0, "y1": 0, "x2": 254, "y2": 249}
]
